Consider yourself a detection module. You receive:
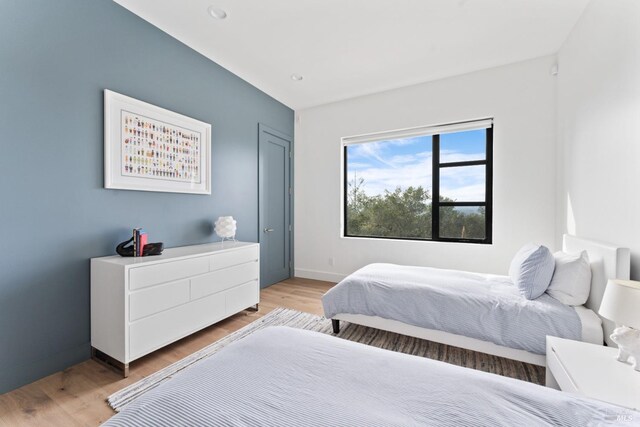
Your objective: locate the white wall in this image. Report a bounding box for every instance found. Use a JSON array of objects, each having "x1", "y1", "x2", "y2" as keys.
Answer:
[
  {"x1": 557, "y1": 0, "x2": 640, "y2": 279},
  {"x1": 294, "y1": 56, "x2": 558, "y2": 281}
]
